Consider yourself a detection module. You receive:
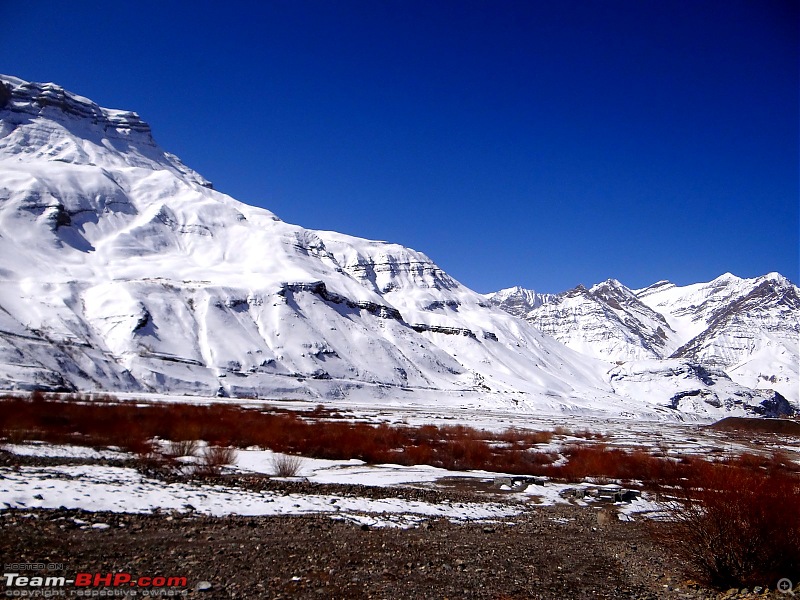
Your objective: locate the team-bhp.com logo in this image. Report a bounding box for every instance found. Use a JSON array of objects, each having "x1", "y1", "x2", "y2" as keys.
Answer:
[{"x1": 3, "y1": 571, "x2": 188, "y2": 597}]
